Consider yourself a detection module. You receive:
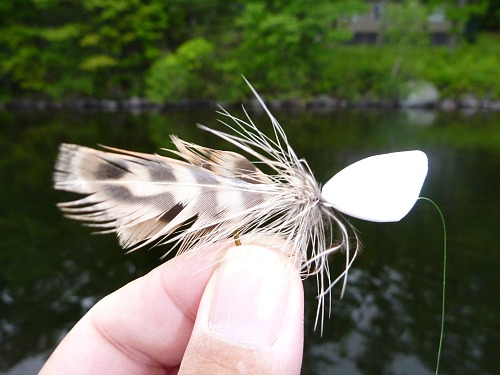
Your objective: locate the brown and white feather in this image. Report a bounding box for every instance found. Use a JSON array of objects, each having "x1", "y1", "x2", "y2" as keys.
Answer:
[{"x1": 53, "y1": 80, "x2": 360, "y2": 331}]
